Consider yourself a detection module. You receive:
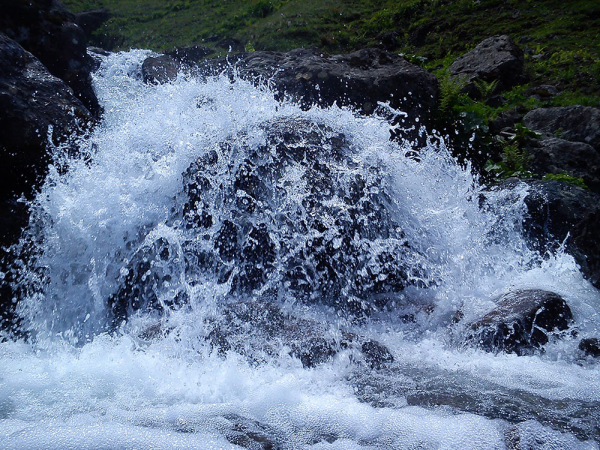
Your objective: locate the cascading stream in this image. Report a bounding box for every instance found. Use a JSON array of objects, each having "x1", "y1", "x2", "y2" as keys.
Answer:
[{"x1": 0, "y1": 50, "x2": 599, "y2": 449}]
